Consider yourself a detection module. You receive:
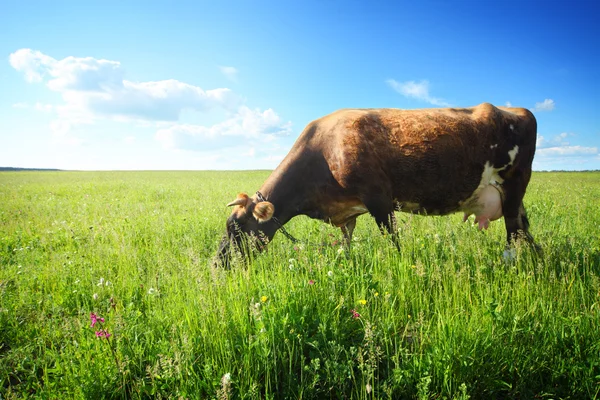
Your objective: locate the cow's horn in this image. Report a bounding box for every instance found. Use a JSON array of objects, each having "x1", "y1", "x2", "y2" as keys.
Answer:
[
  {"x1": 226, "y1": 193, "x2": 250, "y2": 207},
  {"x1": 226, "y1": 198, "x2": 246, "y2": 207}
]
